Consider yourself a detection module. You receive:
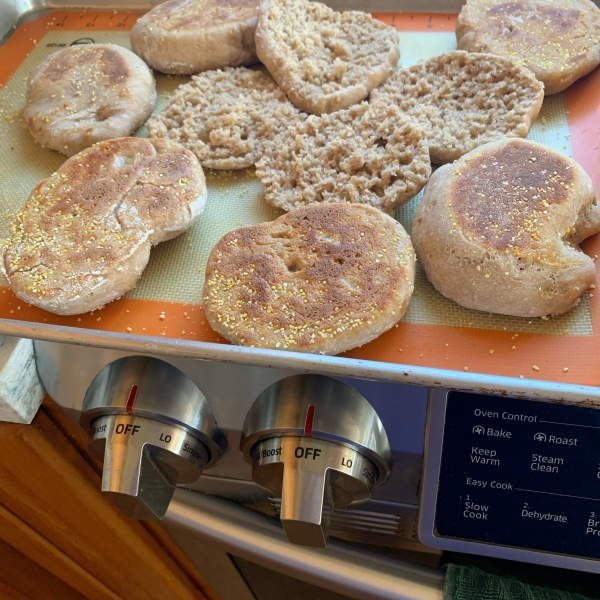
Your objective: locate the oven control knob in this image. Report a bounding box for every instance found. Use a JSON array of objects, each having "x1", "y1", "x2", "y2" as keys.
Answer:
[
  {"x1": 80, "y1": 356, "x2": 225, "y2": 521},
  {"x1": 240, "y1": 375, "x2": 392, "y2": 547}
]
